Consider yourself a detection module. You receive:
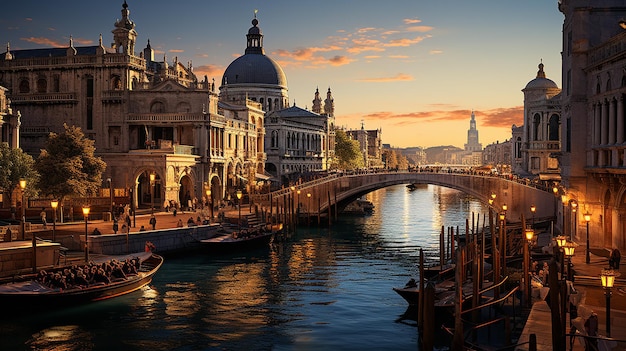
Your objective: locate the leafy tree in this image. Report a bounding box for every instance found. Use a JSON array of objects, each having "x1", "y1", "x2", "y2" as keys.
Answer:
[
  {"x1": 0, "y1": 142, "x2": 39, "y2": 205},
  {"x1": 333, "y1": 129, "x2": 364, "y2": 170},
  {"x1": 36, "y1": 124, "x2": 107, "y2": 202},
  {"x1": 383, "y1": 148, "x2": 409, "y2": 170}
]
